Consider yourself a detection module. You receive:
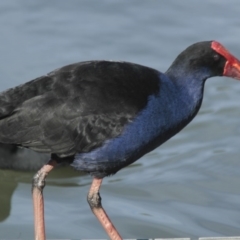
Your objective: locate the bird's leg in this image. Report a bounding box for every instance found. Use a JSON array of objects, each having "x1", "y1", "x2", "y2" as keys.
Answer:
[
  {"x1": 87, "y1": 177, "x2": 122, "y2": 240},
  {"x1": 32, "y1": 159, "x2": 57, "y2": 240}
]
